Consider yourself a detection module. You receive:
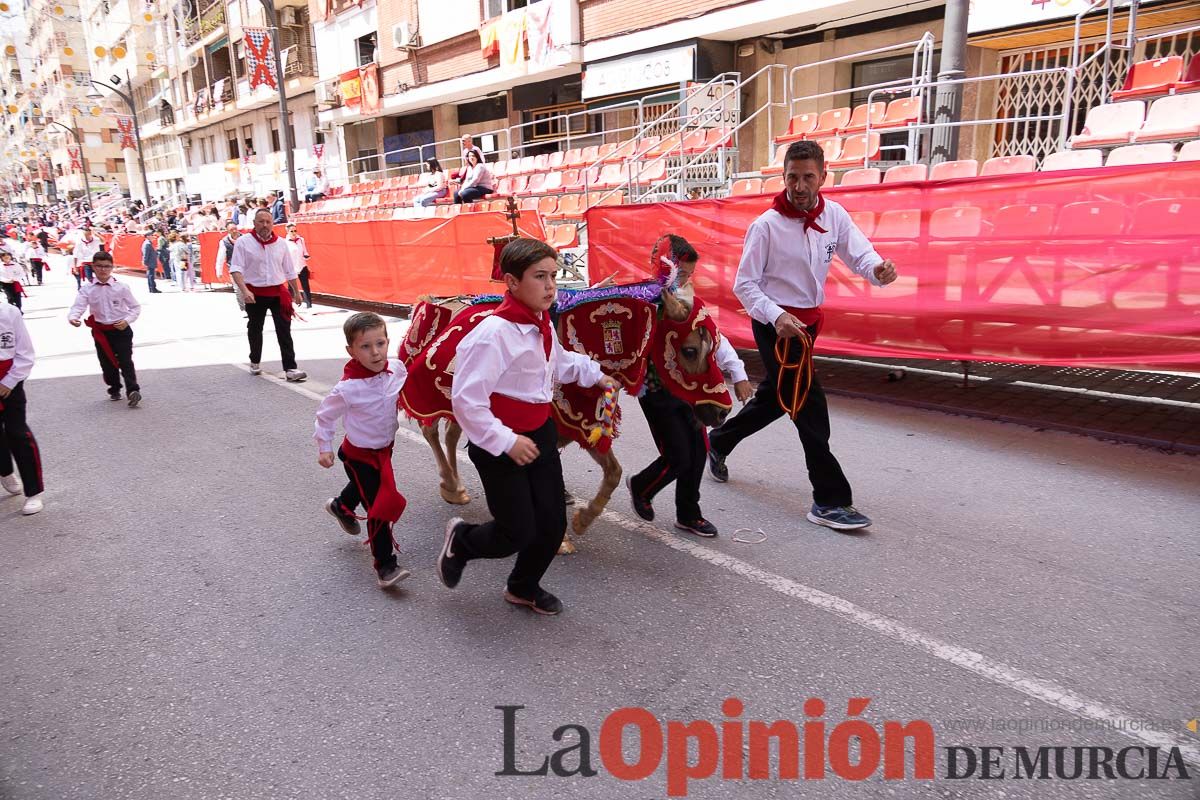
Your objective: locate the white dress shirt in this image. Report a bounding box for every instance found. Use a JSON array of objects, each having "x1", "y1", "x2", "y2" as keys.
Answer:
[
  {"x1": 72, "y1": 236, "x2": 104, "y2": 268},
  {"x1": 229, "y1": 233, "x2": 297, "y2": 287},
  {"x1": 313, "y1": 358, "x2": 408, "y2": 453},
  {"x1": 0, "y1": 302, "x2": 35, "y2": 389},
  {"x1": 734, "y1": 198, "x2": 883, "y2": 326},
  {"x1": 714, "y1": 336, "x2": 748, "y2": 383},
  {"x1": 452, "y1": 314, "x2": 603, "y2": 457},
  {"x1": 68, "y1": 277, "x2": 142, "y2": 325},
  {"x1": 286, "y1": 236, "x2": 308, "y2": 273},
  {"x1": 0, "y1": 260, "x2": 23, "y2": 283}
]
